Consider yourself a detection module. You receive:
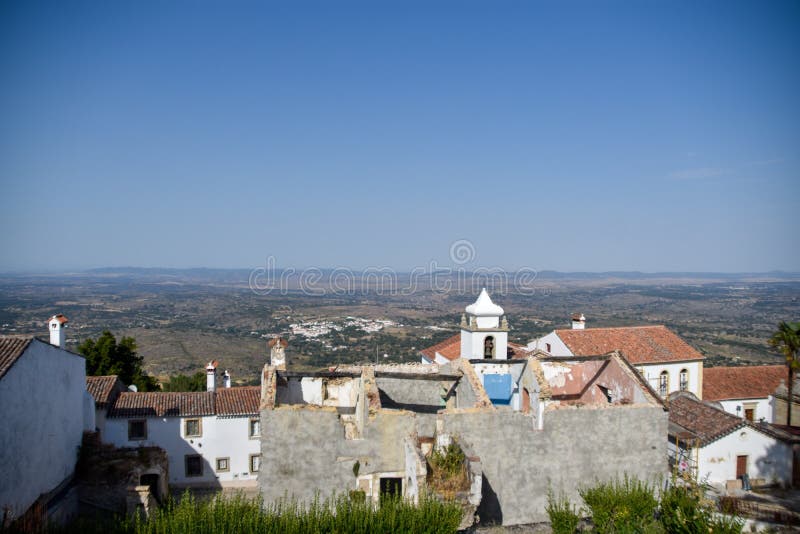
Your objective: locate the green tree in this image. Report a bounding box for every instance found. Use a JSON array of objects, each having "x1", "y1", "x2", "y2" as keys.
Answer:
[
  {"x1": 162, "y1": 371, "x2": 206, "y2": 392},
  {"x1": 768, "y1": 321, "x2": 800, "y2": 426},
  {"x1": 78, "y1": 331, "x2": 159, "y2": 391}
]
